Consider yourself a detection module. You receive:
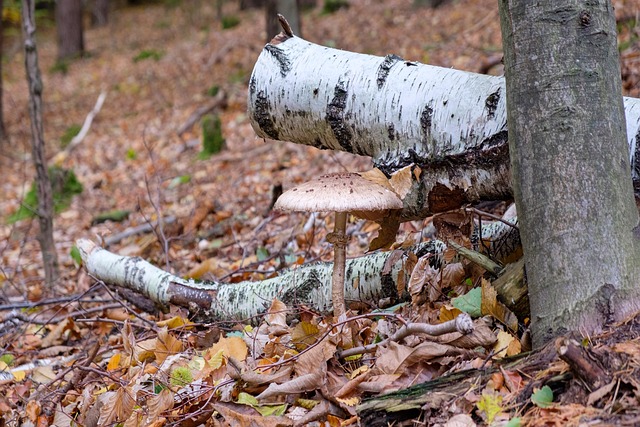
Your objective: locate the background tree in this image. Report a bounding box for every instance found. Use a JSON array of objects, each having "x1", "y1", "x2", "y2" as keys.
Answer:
[
  {"x1": 498, "y1": 0, "x2": 640, "y2": 347},
  {"x1": 0, "y1": 0, "x2": 7, "y2": 143},
  {"x1": 266, "y1": 0, "x2": 300, "y2": 41},
  {"x1": 55, "y1": 0, "x2": 84, "y2": 61},
  {"x1": 22, "y1": 0, "x2": 59, "y2": 287},
  {"x1": 91, "y1": 0, "x2": 110, "y2": 27}
]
